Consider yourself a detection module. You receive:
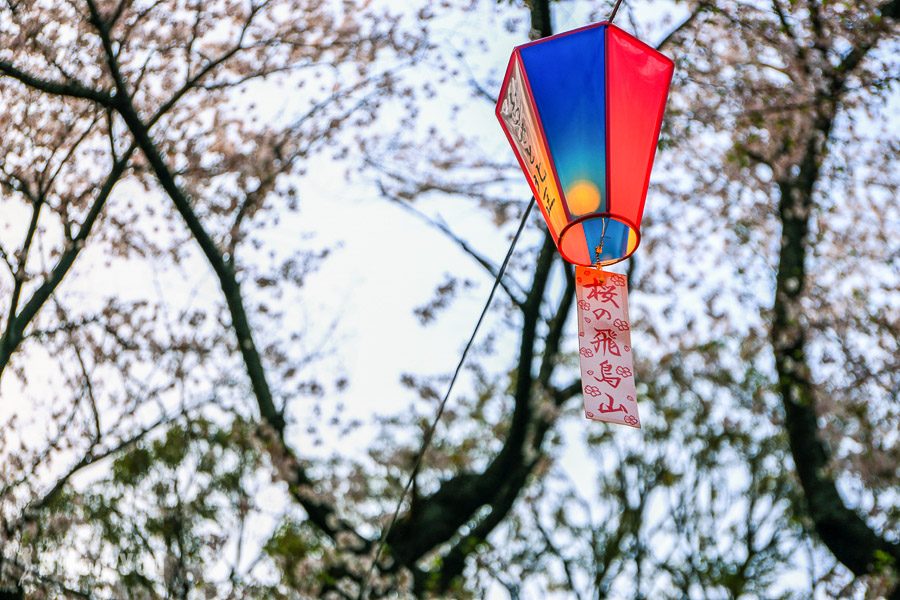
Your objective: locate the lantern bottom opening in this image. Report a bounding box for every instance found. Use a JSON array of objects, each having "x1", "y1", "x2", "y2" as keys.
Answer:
[{"x1": 558, "y1": 213, "x2": 640, "y2": 267}]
